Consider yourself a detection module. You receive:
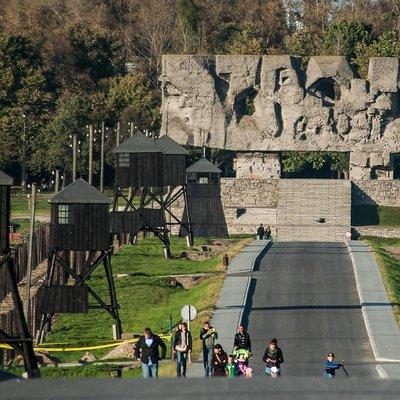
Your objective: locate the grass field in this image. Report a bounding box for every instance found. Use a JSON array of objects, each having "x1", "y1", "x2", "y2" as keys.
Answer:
[
  {"x1": 363, "y1": 236, "x2": 400, "y2": 324},
  {"x1": 10, "y1": 236, "x2": 251, "y2": 377},
  {"x1": 352, "y1": 205, "x2": 400, "y2": 227},
  {"x1": 11, "y1": 192, "x2": 52, "y2": 218}
]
